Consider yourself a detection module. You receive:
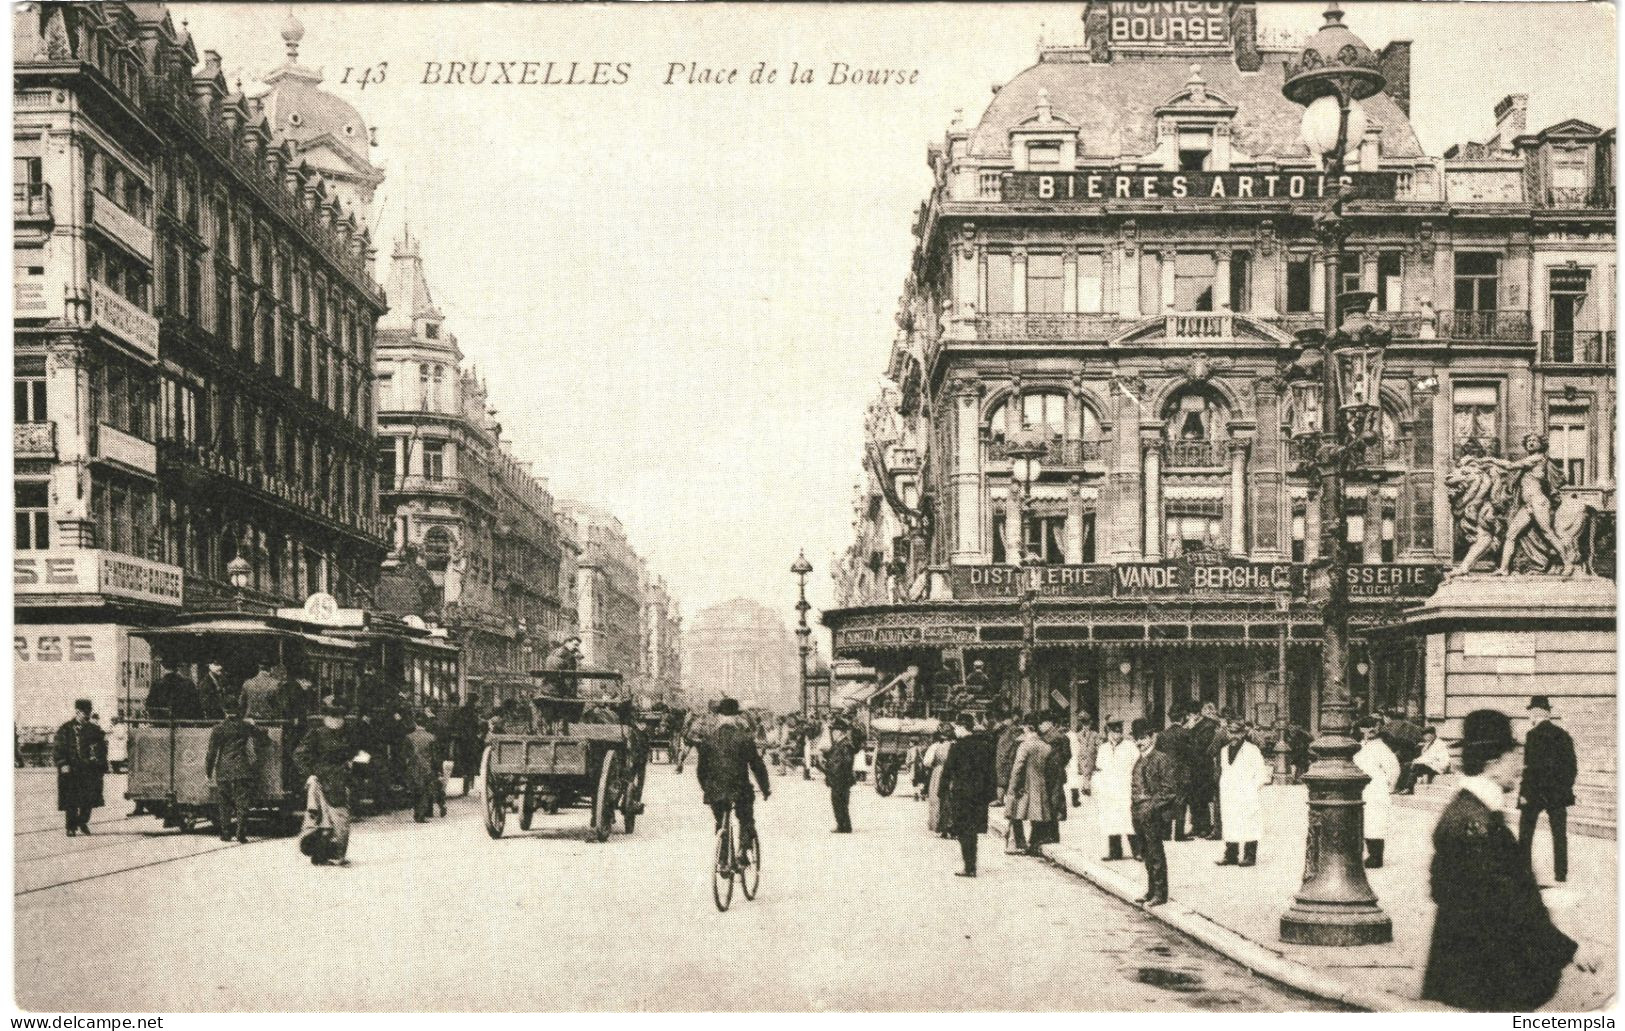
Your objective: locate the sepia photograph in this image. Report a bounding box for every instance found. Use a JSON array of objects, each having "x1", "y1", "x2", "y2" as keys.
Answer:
[{"x1": 7, "y1": 0, "x2": 1620, "y2": 1016}]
